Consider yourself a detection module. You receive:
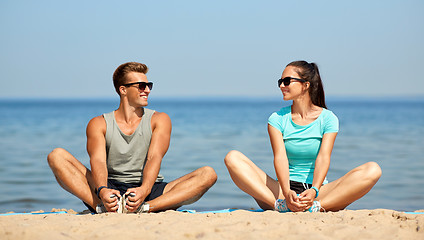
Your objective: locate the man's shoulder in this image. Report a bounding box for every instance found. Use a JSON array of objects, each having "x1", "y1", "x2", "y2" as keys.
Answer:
[
  {"x1": 87, "y1": 115, "x2": 107, "y2": 132},
  {"x1": 151, "y1": 111, "x2": 171, "y2": 130},
  {"x1": 152, "y1": 111, "x2": 171, "y2": 122},
  {"x1": 90, "y1": 115, "x2": 107, "y2": 123}
]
